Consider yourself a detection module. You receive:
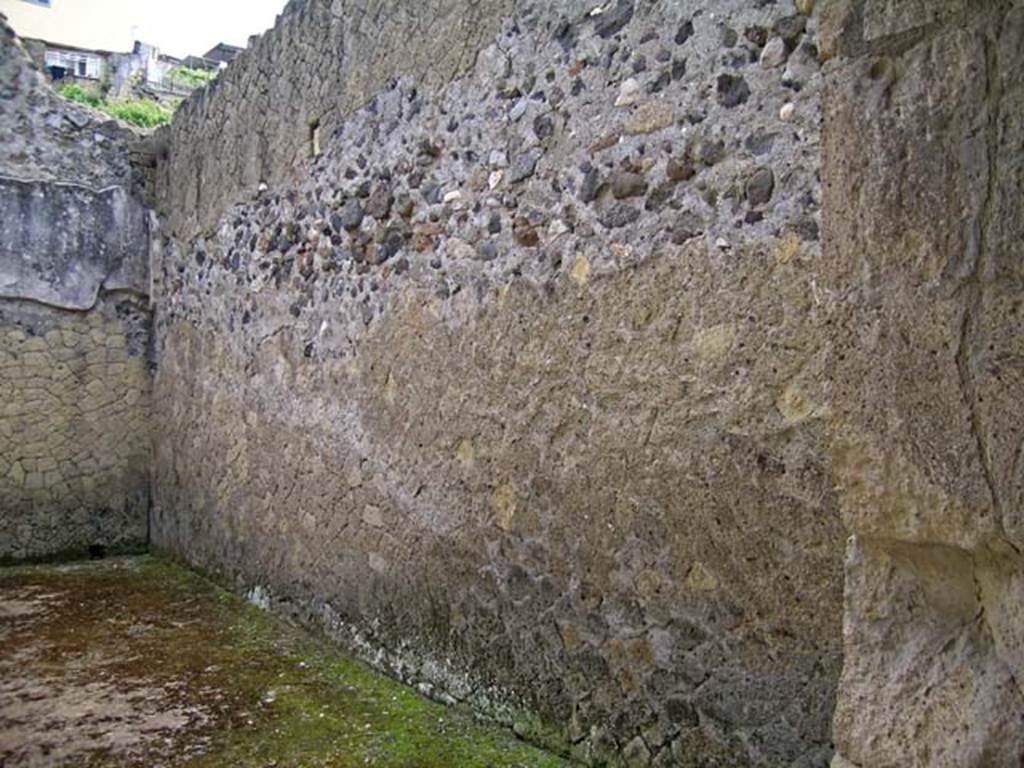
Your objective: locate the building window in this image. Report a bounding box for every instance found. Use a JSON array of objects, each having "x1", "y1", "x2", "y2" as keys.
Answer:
[{"x1": 44, "y1": 49, "x2": 101, "y2": 79}]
